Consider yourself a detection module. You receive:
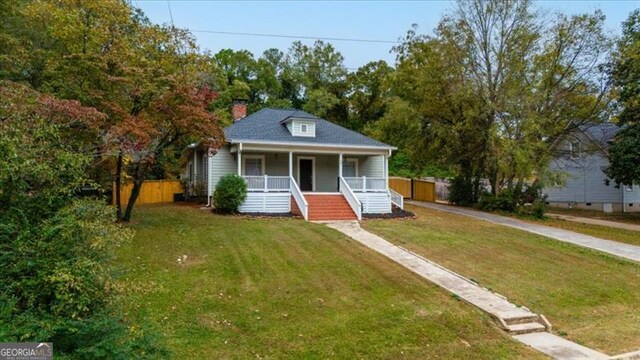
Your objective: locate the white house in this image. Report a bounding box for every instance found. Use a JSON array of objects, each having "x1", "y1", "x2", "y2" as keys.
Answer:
[
  {"x1": 184, "y1": 102, "x2": 402, "y2": 221},
  {"x1": 544, "y1": 123, "x2": 640, "y2": 213}
]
